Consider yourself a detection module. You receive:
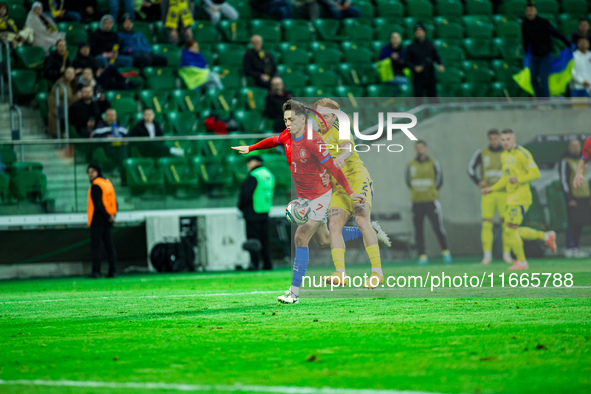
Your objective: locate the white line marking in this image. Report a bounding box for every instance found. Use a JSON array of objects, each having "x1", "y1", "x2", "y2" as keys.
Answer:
[{"x1": 0, "y1": 379, "x2": 446, "y2": 394}]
